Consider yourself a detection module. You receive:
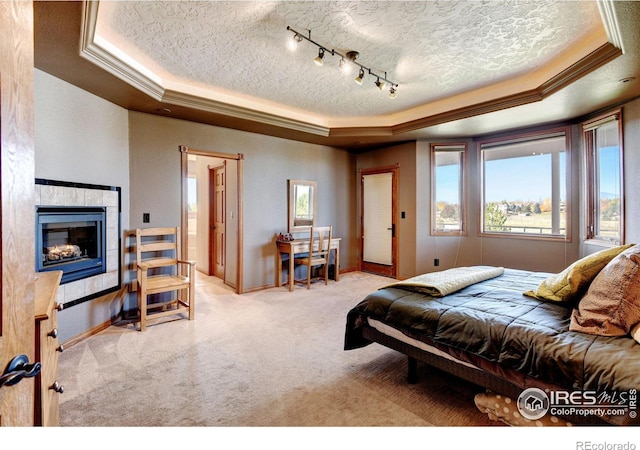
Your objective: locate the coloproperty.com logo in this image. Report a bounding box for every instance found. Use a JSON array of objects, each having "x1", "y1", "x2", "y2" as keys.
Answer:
[{"x1": 517, "y1": 387, "x2": 637, "y2": 420}]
